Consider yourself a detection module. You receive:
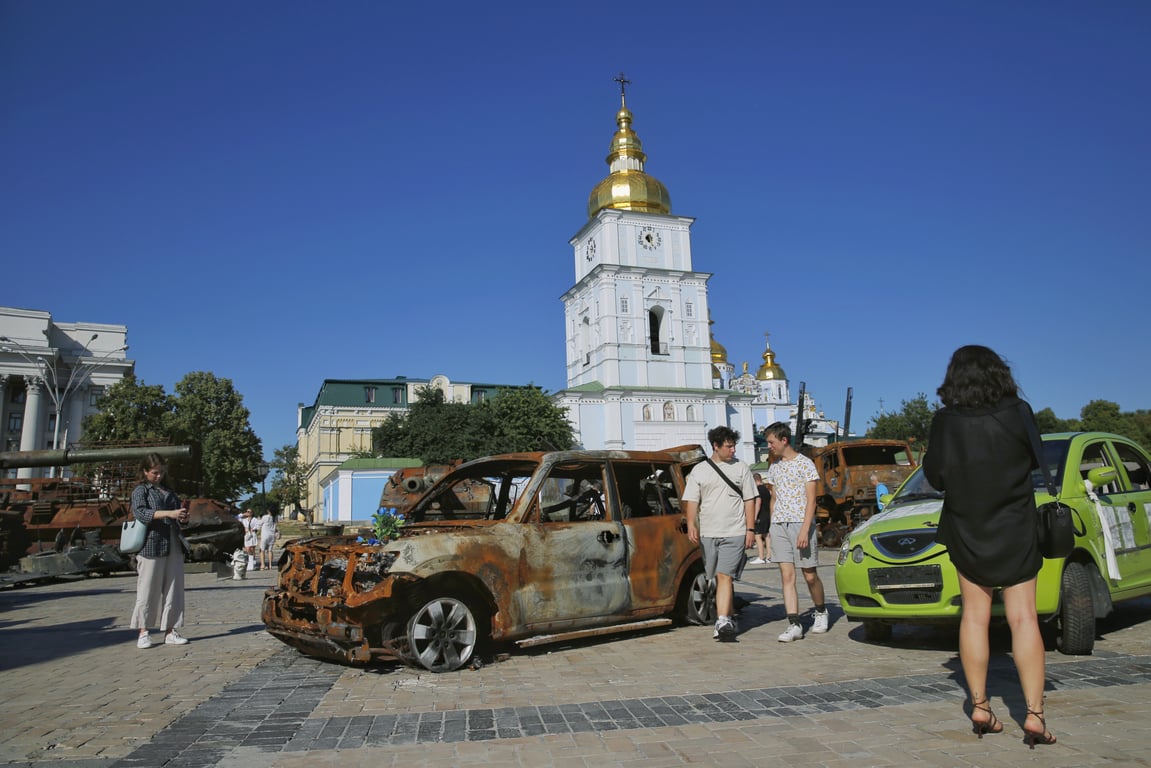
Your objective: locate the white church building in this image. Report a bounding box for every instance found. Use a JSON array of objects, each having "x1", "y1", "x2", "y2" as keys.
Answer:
[{"x1": 554, "y1": 85, "x2": 813, "y2": 463}]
